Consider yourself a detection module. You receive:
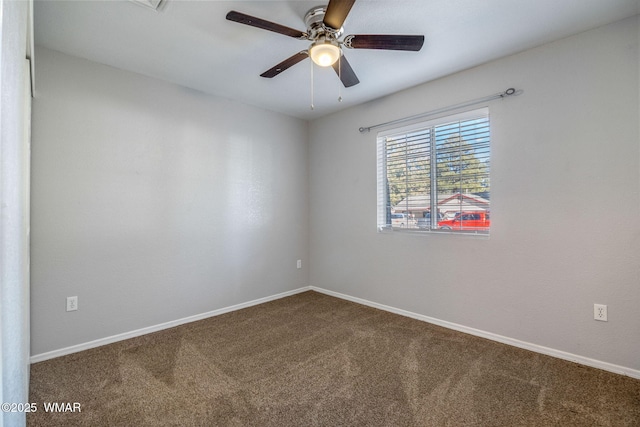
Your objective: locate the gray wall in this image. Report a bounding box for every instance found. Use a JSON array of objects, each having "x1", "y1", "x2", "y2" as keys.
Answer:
[
  {"x1": 31, "y1": 48, "x2": 309, "y2": 355},
  {"x1": 31, "y1": 17, "x2": 640, "y2": 375},
  {"x1": 309, "y1": 17, "x2": 640, "y2": 371}
]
